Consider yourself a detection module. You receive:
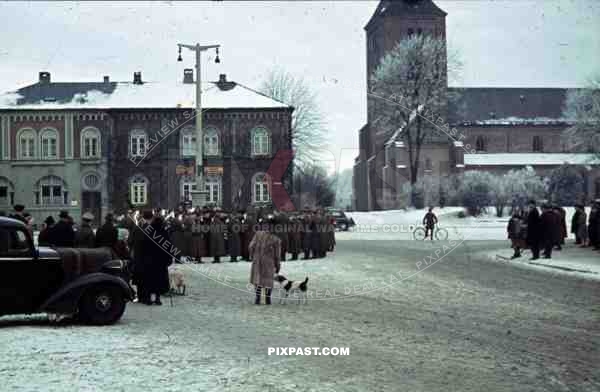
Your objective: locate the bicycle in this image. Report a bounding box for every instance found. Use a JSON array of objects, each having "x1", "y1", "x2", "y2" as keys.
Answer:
[{"x1": 413, "y1": 225, "x2": 448, "y2": 241}]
